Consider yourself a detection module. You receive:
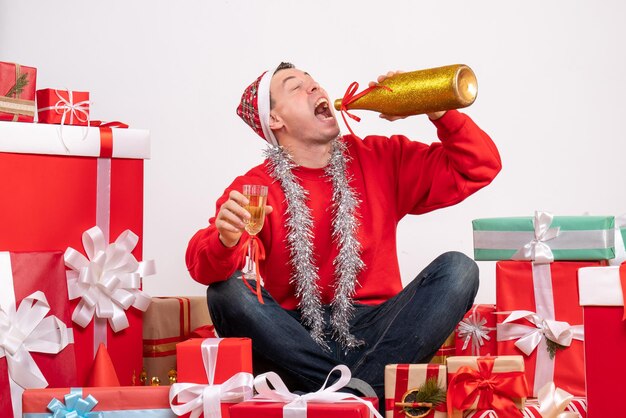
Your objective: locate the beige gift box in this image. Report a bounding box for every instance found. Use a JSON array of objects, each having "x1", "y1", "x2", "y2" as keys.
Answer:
[{"x1": 142, "y1": 296, "x2": 213, "y2": 384}]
